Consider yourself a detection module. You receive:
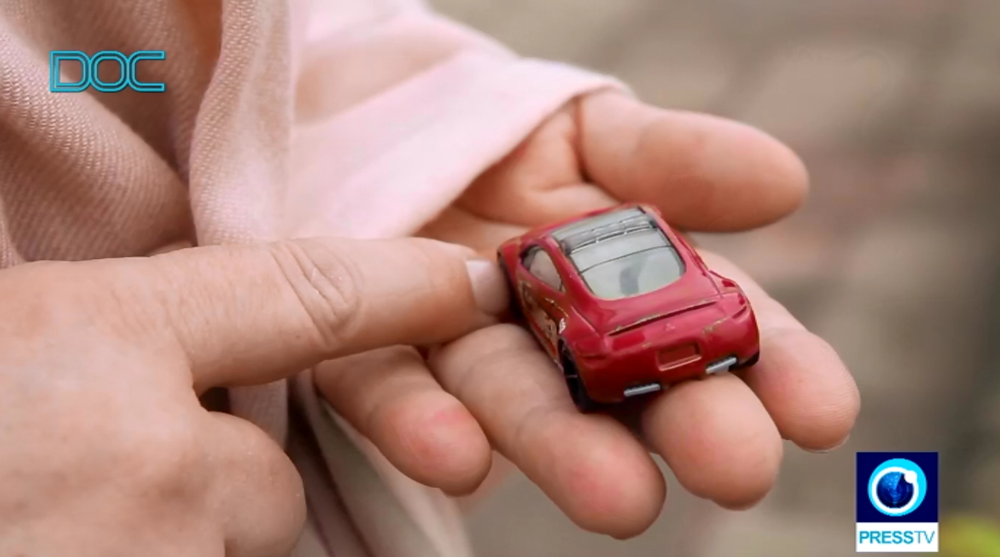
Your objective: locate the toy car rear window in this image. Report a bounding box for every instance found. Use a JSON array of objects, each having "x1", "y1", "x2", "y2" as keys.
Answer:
[
  {"x1": 551, "y1": 208, "x2": 686, "y2": 300},
  {"x1": 551, "y1": 207, "x2": 649, "y2": 247}
]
